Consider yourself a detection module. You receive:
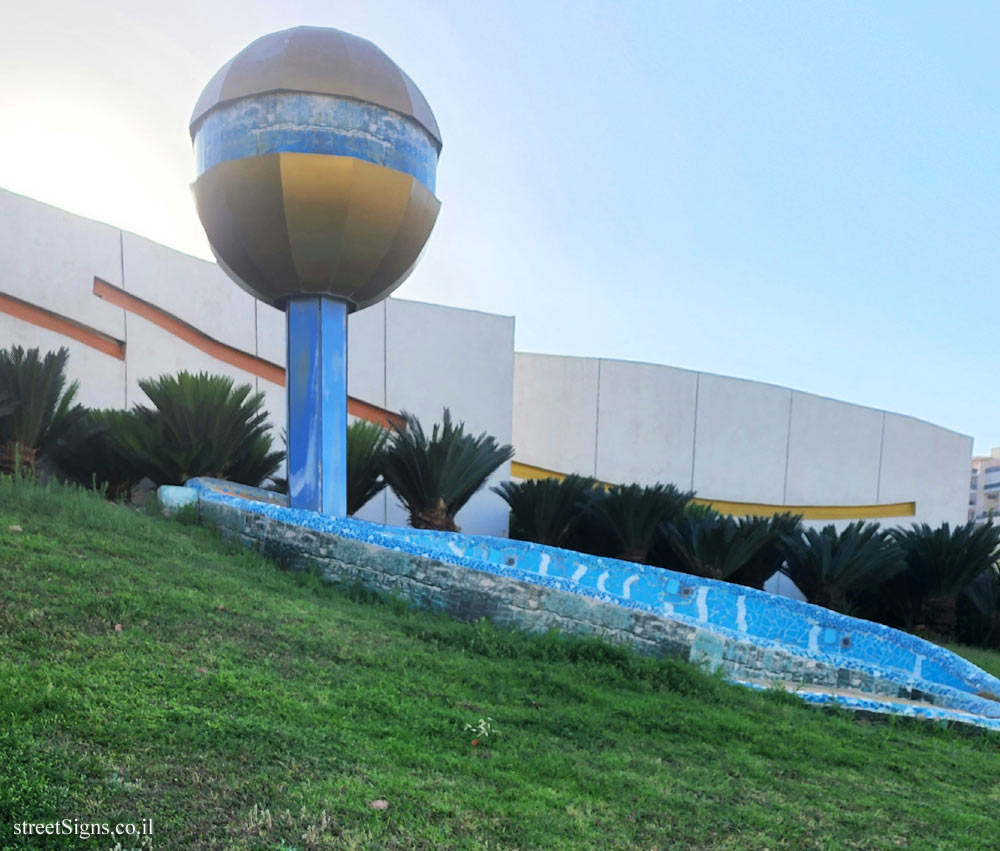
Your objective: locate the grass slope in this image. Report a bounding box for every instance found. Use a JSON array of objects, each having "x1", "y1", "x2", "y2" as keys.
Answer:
[{"x1": 1, "y1": 479, "x2": 1000, "y2": 850}]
